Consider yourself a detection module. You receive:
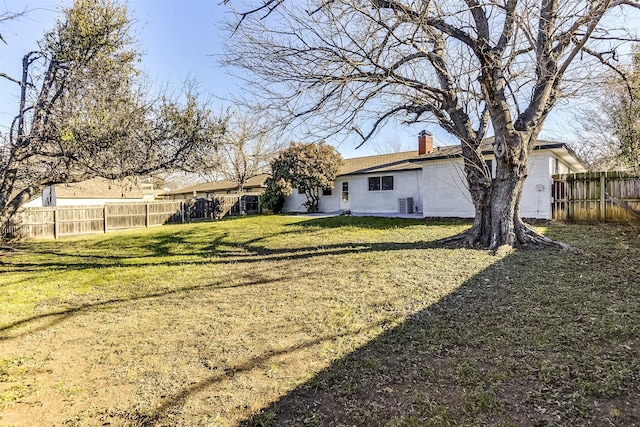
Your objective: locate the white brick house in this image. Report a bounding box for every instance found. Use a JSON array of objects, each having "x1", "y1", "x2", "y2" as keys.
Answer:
[
  {"x1": 283, "y1": 132, "x2": 586, "y2": 219},
  {"x1": 418, "y1": 138, "x2": 585, "y2": 219},
  {"x1": 282, "y1": 151, "x2": 424, "y2": 214}
]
